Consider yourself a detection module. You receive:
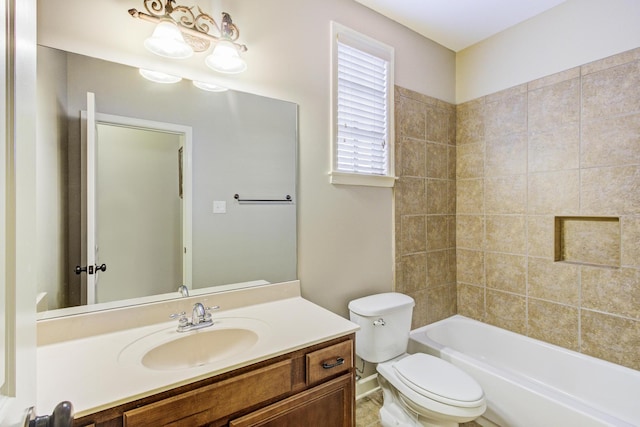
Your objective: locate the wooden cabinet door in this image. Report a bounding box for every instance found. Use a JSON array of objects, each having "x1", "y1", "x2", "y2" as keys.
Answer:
[{"x1": 229, "y1": 374, "x2": 354, "y2": 427}]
